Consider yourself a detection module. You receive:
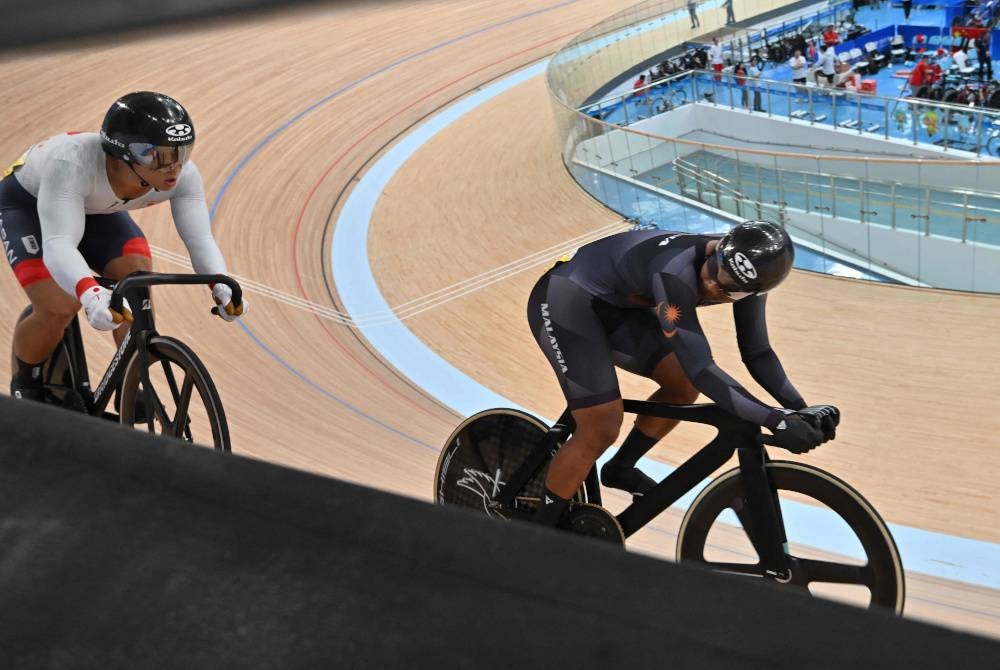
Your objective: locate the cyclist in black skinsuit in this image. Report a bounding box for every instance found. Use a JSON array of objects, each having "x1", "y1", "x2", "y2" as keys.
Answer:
[{"x1": 527, "y1": 221, "x2": 837, "y2": 526}]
